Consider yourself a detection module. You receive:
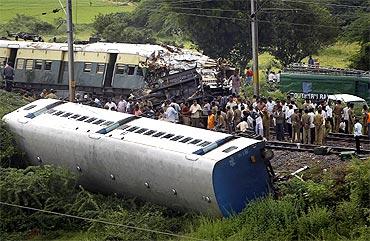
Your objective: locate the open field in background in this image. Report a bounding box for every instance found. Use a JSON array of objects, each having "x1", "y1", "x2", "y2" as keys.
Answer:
[
  {"x1": 0, "y1": 0, "x2": 135, "y2": 24},
  {"x1": 257, "y1": 42, "x2": 360, "y2": 76}
]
